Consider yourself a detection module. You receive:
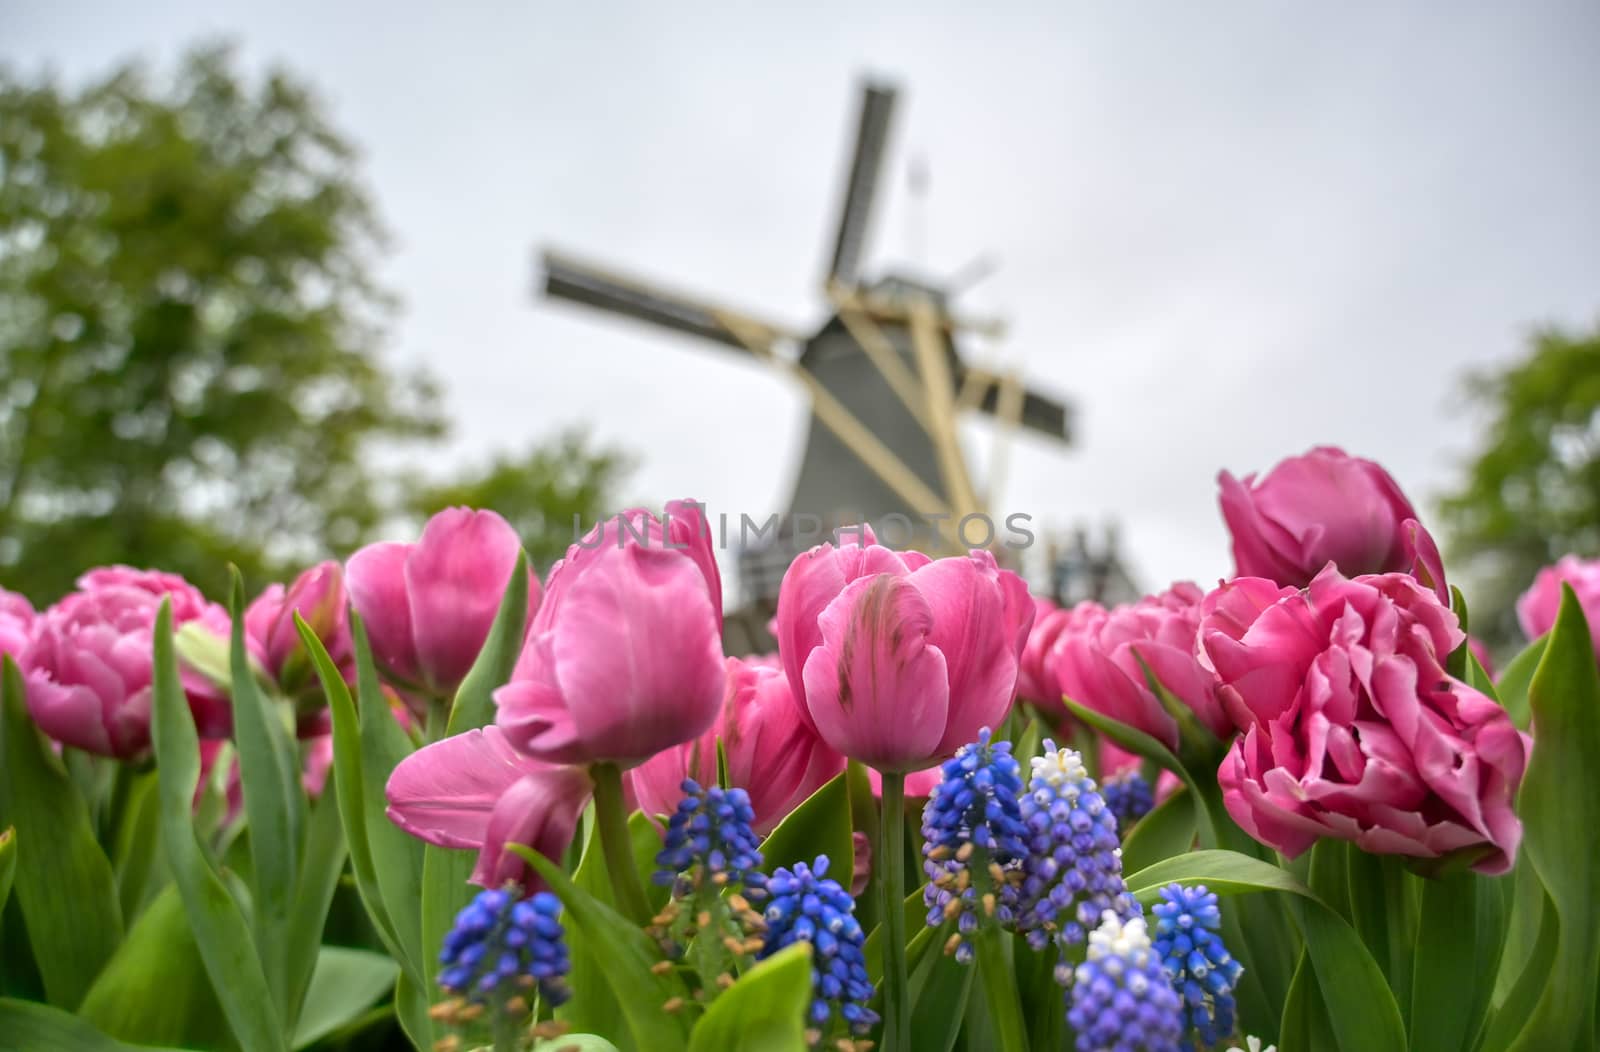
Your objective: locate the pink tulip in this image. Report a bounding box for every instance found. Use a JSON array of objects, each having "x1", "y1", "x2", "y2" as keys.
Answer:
[
  {"x1": 25, "y1": 567, "x2": 231, "y2": 757},
  {"x1": 1, "y1": 588, "x2": 34, "y2": 662},
  {"x1": 1050, "y1": 583, "x2": 1232, "y2": 752},
  {"x1": 197, "y1": 739, "x2": 243, "y2": 823},
  {"x1": 774, "y1": 525, "x2": 932, "y2": 735},
  {"x1": 1017, "y1": 596, "x2": 1071, "y2": 706},
  {"x1": 495, "y1": 500, "x2": 725, "y2": 768},
  {"x1": 851, "y1": 831, "x2": 871, "y2": 897},
  {"x1": 783, "y1": 537, "x2": 1034, "y2": 773},
  {"x1": 1218, "y1": 446, "x2": 1421, "y2": 587},
  {"x1": 386, "y1": 726, "x2": 592, "y2": 889},
  {"x1": 302, "y1": 734, "x2": 334, "y2": 799},
  {"x1": 246, "y1": 561, "x2": 353, "y2": 696},
  {"x1": 1517, "y1": 555, "x2": 1600, "y2": 660},
  {"x1": 346, "y1": 507, "x2": 536, "y2": 700},
  {"x1": 1203, "y1": 567, "x2": 1529, "y2": 874},
  {"x1": 630, "y1": 655, "x2": 844, "y2": 834}
]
